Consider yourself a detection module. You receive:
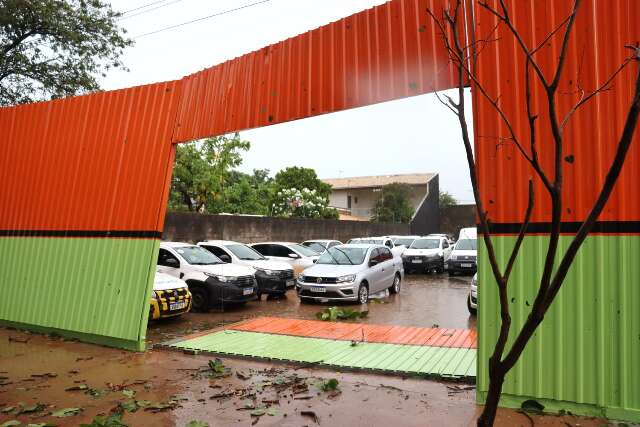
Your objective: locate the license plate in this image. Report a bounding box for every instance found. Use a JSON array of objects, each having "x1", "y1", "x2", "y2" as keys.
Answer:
[
  {"x1": 310, "y1": 286, "x2": 326, "y2": 293},
  {"x1": 169, "y1": 301, "x2": 186, "y2": 311},
  {"x1": 286, "y1": 280, "x2": 295, "y2": 288},
  {"x1": 461, "y1": 263, "x2": 473, "y2": 268},
  {"x1": 411, "y1": 259, "x2": 422, "y2": 263},
  {"x1": 243, "y1": 288, "x2": 253, "y2": 295}
]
